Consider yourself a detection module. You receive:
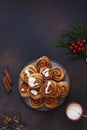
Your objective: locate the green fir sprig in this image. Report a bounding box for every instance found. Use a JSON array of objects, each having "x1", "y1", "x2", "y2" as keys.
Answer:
[{"x1": 56, "y1": 23, "x2": 87, "y2": 62}]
